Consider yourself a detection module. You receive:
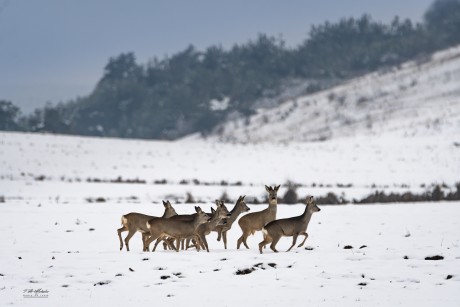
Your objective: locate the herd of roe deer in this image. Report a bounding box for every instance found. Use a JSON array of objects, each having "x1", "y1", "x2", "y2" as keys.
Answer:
[{"x1": 117, "y1": 185, "x2": 321, "y2": 254}]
